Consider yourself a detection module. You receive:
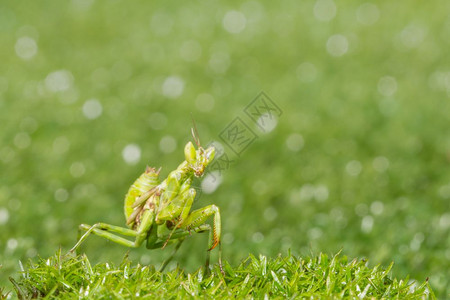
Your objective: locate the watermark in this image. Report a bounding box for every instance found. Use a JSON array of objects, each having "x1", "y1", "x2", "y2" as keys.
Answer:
[
  {"x1": 244, "y1": 91, "x2": 282, "y2": 132},
  {"x1": 204, "y1": 91, "x2": 282, "y2": 183},
  {"x1": 191, "y1": 182, "x2": 204, "y2": 202},
  {"x1": 208, "y1": 152, "x2": 235, "y2": 175},
  {"x1": 219, "y1": 117, "x2": 257, "y2": 156}
]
